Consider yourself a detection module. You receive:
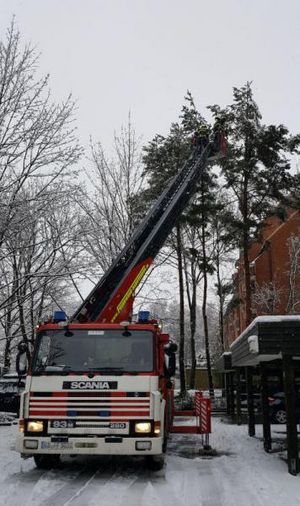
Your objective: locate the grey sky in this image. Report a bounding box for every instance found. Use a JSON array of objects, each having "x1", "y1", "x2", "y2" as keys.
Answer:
[{"x1": 1, "y1": 0, "x2": 299, "y2": 150}]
